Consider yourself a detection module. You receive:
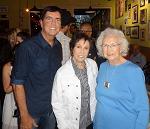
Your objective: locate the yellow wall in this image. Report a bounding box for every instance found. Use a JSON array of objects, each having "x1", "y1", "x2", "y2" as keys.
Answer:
[
  {"x1": 115, "y1": 0, "x2": 150, "y2": 47},
  {"x1": 0, "y1": 0, "x2": 115, "y2": 31}
]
